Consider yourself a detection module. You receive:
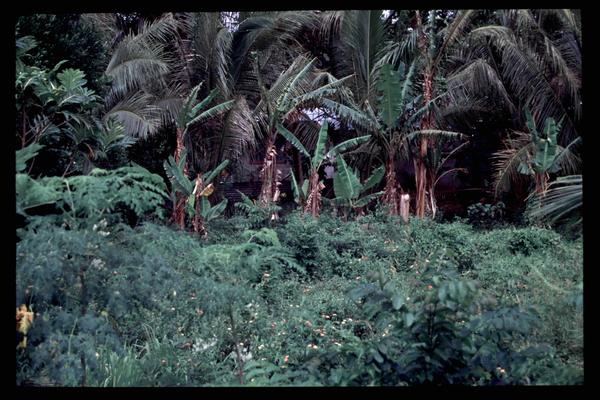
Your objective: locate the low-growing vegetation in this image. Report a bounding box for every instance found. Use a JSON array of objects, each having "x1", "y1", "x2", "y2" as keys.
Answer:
[{"x1": 16, "y1": 205, "x2": 582, "y2": 385}]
